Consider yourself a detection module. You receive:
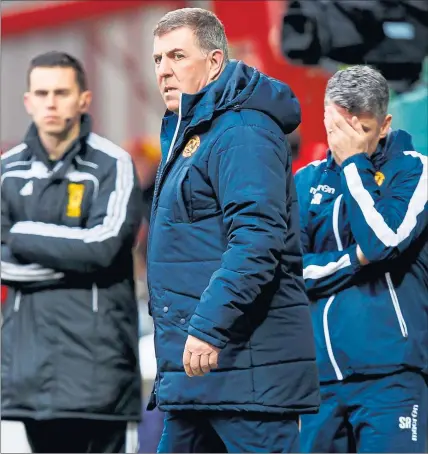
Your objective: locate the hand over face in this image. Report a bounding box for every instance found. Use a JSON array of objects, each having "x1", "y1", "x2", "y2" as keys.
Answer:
[
  {"x1": 324, "y1": 106, "x2": 369, "y2": 165},
  {"x1": 183, "y1": 335, "x2": 220, "y2": 377}
]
